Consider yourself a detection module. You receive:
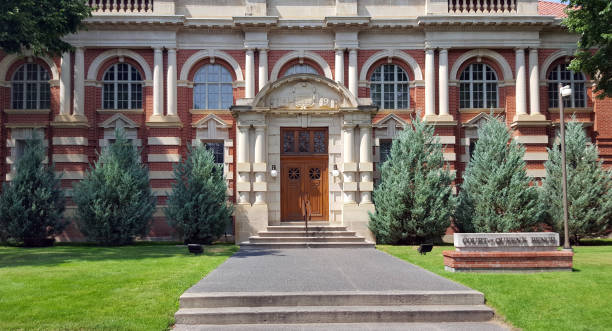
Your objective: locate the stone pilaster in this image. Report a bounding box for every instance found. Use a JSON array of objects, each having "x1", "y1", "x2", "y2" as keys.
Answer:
[
  {"x1": 253, "y1": 124, "x2": 267, "y2": 204},
  {"x1": 245, "y1": 49, "x2": 255, "y2": 99},
  {"x1": 236, "y1": 124, "x2": 251, "y2": 204},
  {"x1": 59, "y1": 52, "x2": 71, "y2": 116},
  {"x1": 166, "y1": 48, "x2": 178, "y2": 117},
  {"x1": 348, "y1": 49, "x2": 358, "y2": 97},
  {"x1": 425, "y1": 48, "x2": 436, "y2": 118},
  {"x1": 342, "y1": 123, "x2": 356, "y2": 203},
  {"x1": 258, "y1": 49, "x2": 268, "y2": 92},
  {"x1": 153, "y1": 47, "x2": 164, "y2": 117},
  {"x1": 514, "y1": 48, "x2": 528, "y2": 120},
  {"x1": 335, "y1": 49, "x2": 344, "y2": 85},
  {"x1": 359, "y1": 124, "x2": 373, "y2": 204}
]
